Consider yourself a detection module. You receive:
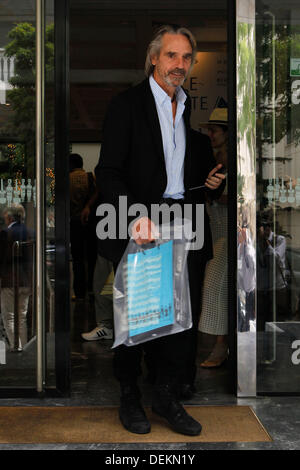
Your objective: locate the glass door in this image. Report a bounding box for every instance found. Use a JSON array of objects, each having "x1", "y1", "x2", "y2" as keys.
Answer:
[
  {"x1": 256, "y1": 1, "x2": 300, "y2": 394},
  {"x1": 0, "y1": 0, "x2": 70, "y2": 395}
]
